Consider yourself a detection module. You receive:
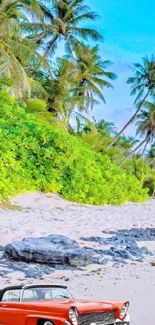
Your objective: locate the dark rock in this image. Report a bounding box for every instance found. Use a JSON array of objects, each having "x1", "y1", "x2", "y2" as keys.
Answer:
[
  {"x1": 102, "y1": 228, "x2": 155, "y2": 241},
  {"x1": 81, "y1": 228, "x2": 154, "y2": 265},
  {"x1": 5, "y1": 235, "x2": 93, "y2": 267},
  {"x1": 93, "y1": 255, "x2": 109, "y2": 265},
  {"x1": 80, "y1": 236, "x2": 106, "y2": 244},
  {"x1": 24, "y1": 266, "x2": 54, "y2": 279},
  {"x1": 1, "y1": 228, "x2": 154, "y2": 279},
  {"x1": 113, "y1": 258, "x2": 127, "y2": 264}
]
